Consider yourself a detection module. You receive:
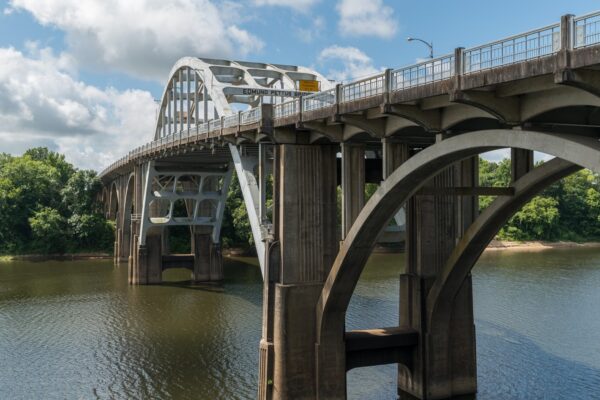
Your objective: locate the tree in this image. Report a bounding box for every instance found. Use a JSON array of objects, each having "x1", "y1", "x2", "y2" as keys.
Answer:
[
  {"x1": 0, "y1": 148, "x2": 115, "y2": 255},
  {"x1": 499, "y1": 196, "x2": 560, "y2": 240},
  {"x1": 62, "y1": 170, "x2": 103, "y2": 215},
  {"x1": 24, "y1": 147, "x2": 74, "y2": 186},
  {"x1": 29, "y1": 208, "x2": 67, "y2": 253},
  {"x1": 68, "y1": 213, "x2": 114, "y2": 252}
]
